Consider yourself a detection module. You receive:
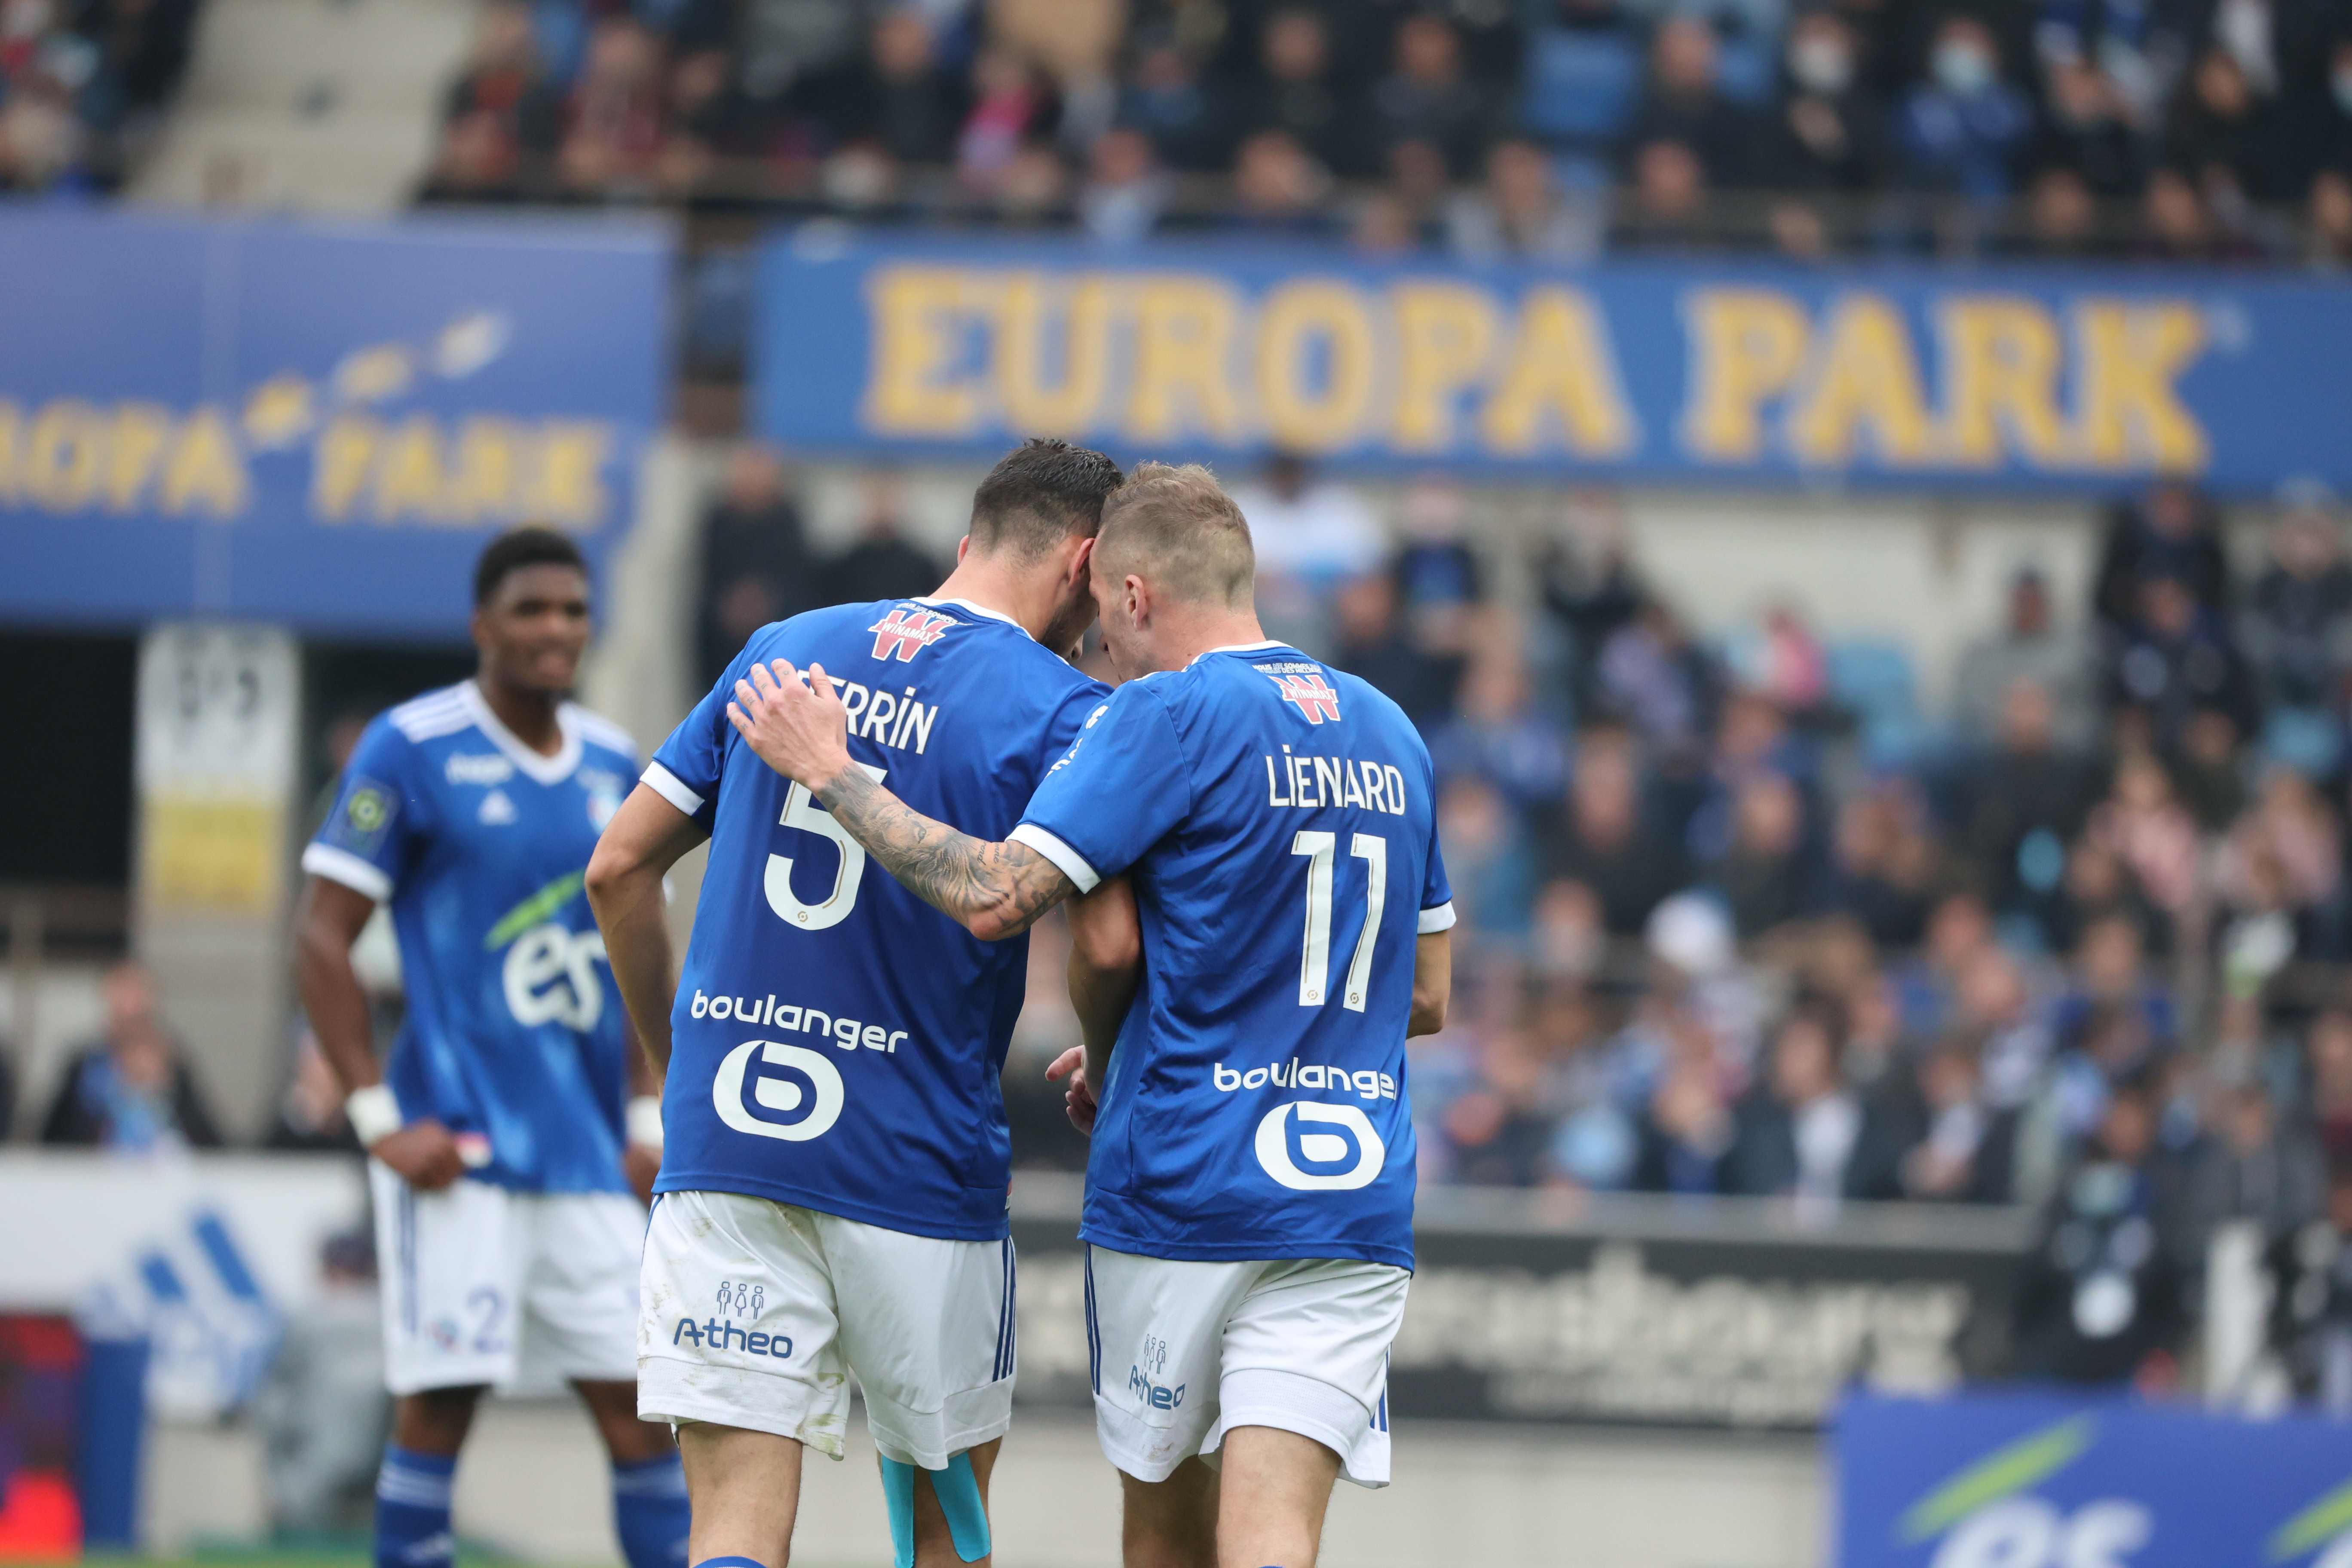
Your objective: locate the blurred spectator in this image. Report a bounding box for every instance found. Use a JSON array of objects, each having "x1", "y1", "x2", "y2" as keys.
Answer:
[
  {"x1": 1823, "y1": 779, "x2": 1938, "y2": 947},
  {"x1": 1231, "y1": 452, "x2": 1383, "y2": 650},
  {"x1": 1435, "y1": 775, "x2": 1538, "y2": 939},
  {"x1": 1533, "y1": 732, "x2": 1688, "y2": 937},
  {"x1": 1596, "y1": 599, "x2": 1718, "y2": 759},
  {"x1": 2265, "y1": 1164, "x2": 2352, "y2": 1412},
  {"x1": 1227, "y1": 126, "x2": 1333, "y2": 233},
  {"x1": 1439, "y1": 1031, "x2": 1556, "y2": 1186},
  {"x1": 1333, "y1": 572, "x2": 1460, "y2": 727},
  {"x1": 2094, "y1": 481, "x2": 2230, "y2": 628},
  {"x1": 813, "y1": 9, "x2": 970, "y2": 168},
  {"x1": 263, "y1": 1033, "x2": 360, "y2": 1154},
  {"x1": 820, "y1": 476, "x2": 942, "y2": 605},
  {"x1": 2216, "y1": 768, "x2": 2344, "y2": 955},
  {"x1": 1122, "y1": 29, "x2": 1229, "y2": 172},
  {"x1": 256, "y1": 1231, "x2": 386, "y2": 1534},
  {"x1": 698, "y1": 444, "x2": 816, "y2": 686},
  {"x1": 1536, "y1": 490, "x2": 1645, "y2": 706},
  {"x1": 1634, "y1": 988, "x2": 1738, "y2": 1193},
  {"x1": 1431, "y1": 649, "x2": 1571, "y2": 809},
  {"x1": 1726, "y1": 603, "x2": 1828, "y2": 717},
  {"x1": 2165, "y1": 47, "x2": 2283, "y2": 212},
  {"x1": 1757, "y1": 9, "x2": 1888, "y2": 193},
  {"x1": 2028, "y1": 59, "x2": 2142, "y2": 200},
  {"x1": 2085, "y1": 754, "x2": 2205, "y2": 931},
  {"x1": 40, "y1": 961, "x2": 223, "y2": 1151},
  {"x1": 1894, "y1": 14, "x2": 2034, "y2": 201},
  {"x1": 958, "y1": 43, "x2": 1059, "y2": 195},
  {"x1": 1958, "y1": 677, "x2": 2099, "y2": 935},
  {"x1": 439, "y1": 3, "x2": 562, "y2": 172},
  {"x1": 1615, "y1": 137, "x2": 1715, "y2": 249},
  {"x1": 1710, "y1": 770, "x2": 1812, "y2": 939},
  {"x1": 1240, "y1": 7, "x2": 1360, "y2": 176},
  {"x1": 1390, "y1": 477, "x2": 1484, "y2": 656},
  {"x1": 1625, "y1": 17, "x2": 1758, "y2": 189},
  {"x1": 1079, "y1": 125, "x2": 1170, "y2": 244},
  {"x1": 2014, "y1": 1076, "x2": 2191, "y2": 1384},
  {"x1": 1725, "y1": 1003, "x2": 1863, "y2": 1202},
  {"x1": 2314, "y1": 170, "x2": 2352, "y2": 271},
  {"x1": 2021, "y1": 165, "x2": 2101, "y2": 256},
  {"x1": 1952, "y1": 567, "x2": 2098, "y2": 748},
  {"x1": 1850, "y1": 1035, "x2": 2013, "y2": 1202},
  {"x1": 556, "y1": 17, "x2": 665, "y2": 196},
  {"x1": 1446, "y1": 137, "x2": 1604, "y2": 261},
  {"x1": 1369, "y1": 12, "x2": 1486, "y2": 179},
  {"x1": 2241, "y1": 493, "x2": 2352, "y2": 713},
  {"x1": 2189, "y1": 1076, "x2": 2325, "y2": 1263},
  {"x1": 2107, "y1": 574, "x2": 2259, "y2": 753}
]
